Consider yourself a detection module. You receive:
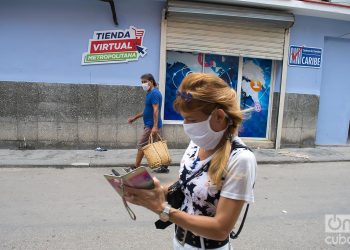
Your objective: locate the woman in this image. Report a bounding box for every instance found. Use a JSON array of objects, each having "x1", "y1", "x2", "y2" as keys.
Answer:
[{"x1": 124, "y1": 73, "x2": 257, "y2": 249}]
